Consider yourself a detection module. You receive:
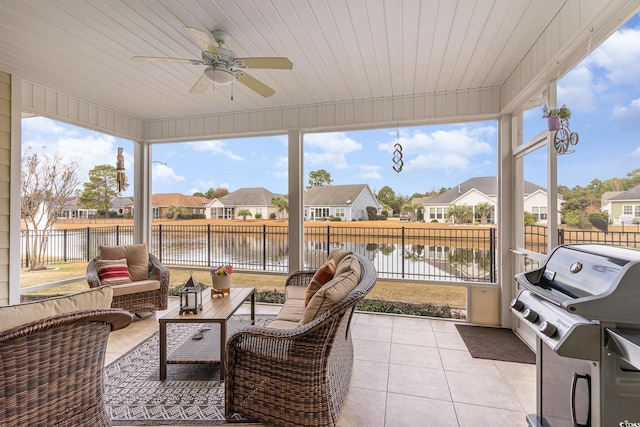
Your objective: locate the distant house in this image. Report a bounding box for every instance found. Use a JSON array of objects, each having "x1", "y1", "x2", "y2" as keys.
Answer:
[
  {"x1": 304, "y1": 184, "x2": 379, "y2": 221},
  {"x1": 140, "y1": 194, "x2": 209, "y2": 219},
  {"x1": 603, "y1": 184, "x2": 640, "y2": 225},
  {"x1": 59, "y1": 196, "x2": 132, "y2": 219},
  {"x1": 205, "y1": 187, "x2": 285, "y2": 220},
  {"x1": 112, "y1": 196, "x2": 132, "y2": 216},
  {"x1": 58, "y1": 198, "x2": 97, "y2": 219},
  {"x1": 423, "y1": 177, "x2": 561, "y2": 224}
]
